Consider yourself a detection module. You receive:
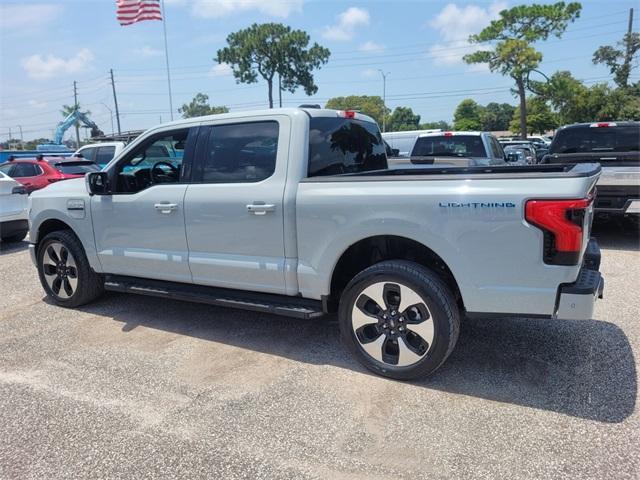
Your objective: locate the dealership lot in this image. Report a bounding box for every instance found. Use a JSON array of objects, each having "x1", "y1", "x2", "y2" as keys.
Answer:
[{"x1": 0, "y1": 220, "x2": 638, "y2": 479}]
